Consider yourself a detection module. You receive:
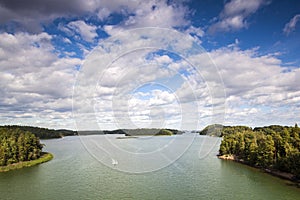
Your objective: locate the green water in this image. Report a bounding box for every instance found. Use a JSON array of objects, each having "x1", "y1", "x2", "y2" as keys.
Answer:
[{"x1": 0, "y1": 135, "x2": 299, "y2": 200}]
